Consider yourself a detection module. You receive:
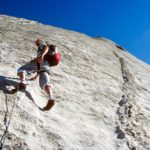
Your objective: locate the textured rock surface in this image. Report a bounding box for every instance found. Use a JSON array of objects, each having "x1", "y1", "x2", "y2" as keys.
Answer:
[{"x1": 0, "y1": 15, "x2": 150, "y2": 150}]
